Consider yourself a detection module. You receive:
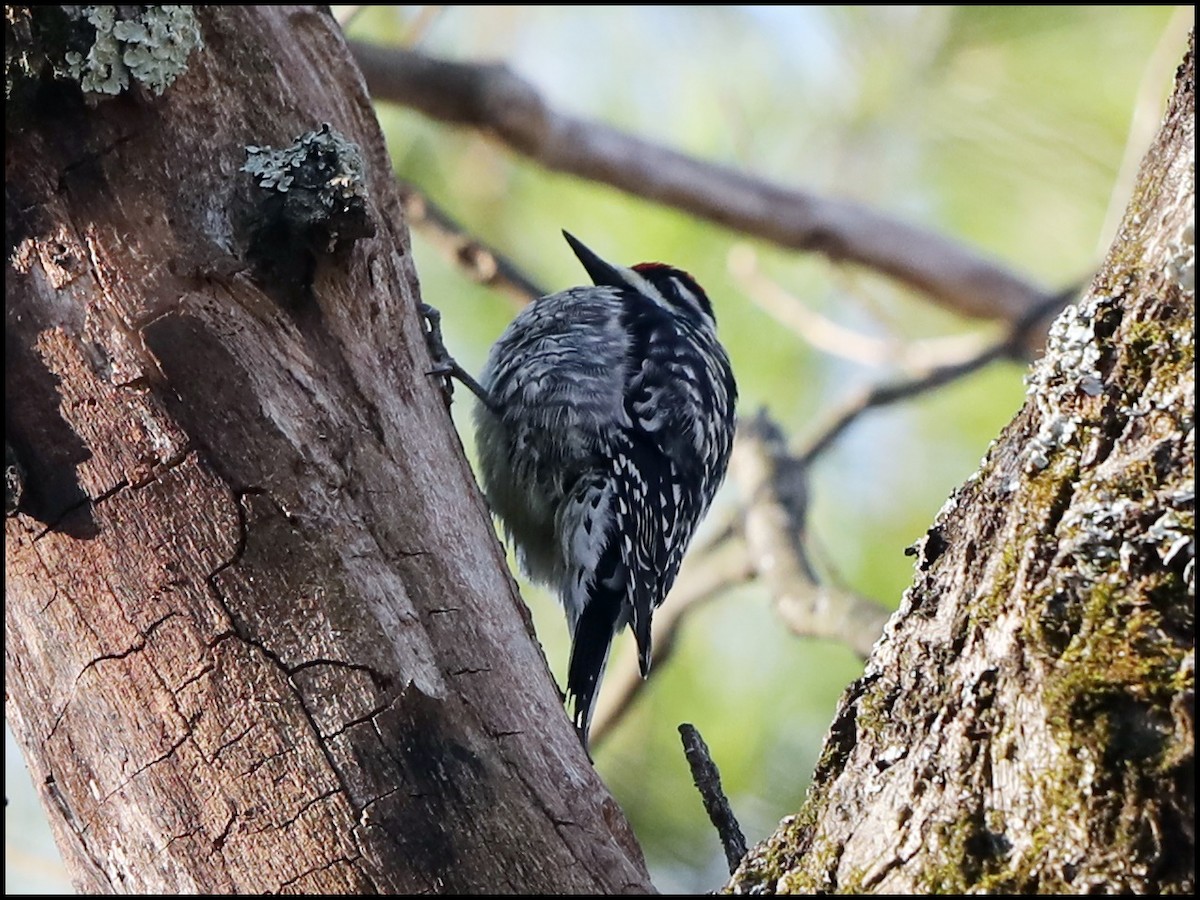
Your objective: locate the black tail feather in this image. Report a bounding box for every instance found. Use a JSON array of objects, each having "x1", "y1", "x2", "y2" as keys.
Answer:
[
  {"x1": 566, "y1": 587, "x2": 621, "y2": 750},
  {"x1": 631, "y1": 604, "x2": 653, "y2": 677}
]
